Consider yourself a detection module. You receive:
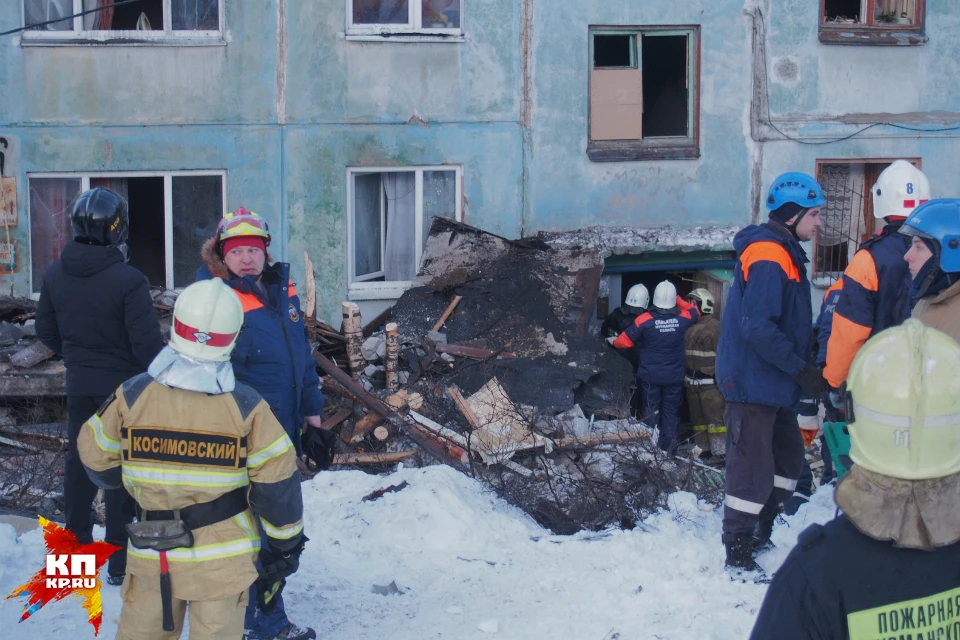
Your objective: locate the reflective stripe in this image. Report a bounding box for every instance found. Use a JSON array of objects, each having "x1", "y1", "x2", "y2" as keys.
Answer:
[
  {"x1": 922, "y1": 412, "x2": 960, "y2": 428},
  {"x1": 724, "y1": 495, "x2": 764, "y2": 515},
  {"x1": 122, "y1": 464, "x2": 249, "y2": 488},
  {"x1": 853, "y1": 403, "x2": 912, "y2": 429},
  {"x1": 791, "y1": 492, "x2": 809, "y2": 501},
  {"x1": 684, "y1": 376, "x2": 715, "y2": 386},
  {"x1": 774, "y1": 475, "x2": 798, "y2": 491},
  {"x1": 707, "y1": 425, "x2": 727, "y2": 434},
  {"x1": 234, "y1": 511, "x2": 257, "y2": 538},
  {"x1": 261, "y1": 517, "x2": 304, "y2": 540},
  {"x1": 692, "y1": 424, "x2": 708, "y2": 432},
  {"x1": 87, "y1": 415, "x2": 121, "y2": 453},
  {"x1": 247, "y1": 435, "x2": 293, "y2": 468},
  {"x1": 128, "y1": 537, "x2": 260, "y2": 562},
  {"x1": 685, "y1": 350, "x2": 716, "y2": 358}
]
